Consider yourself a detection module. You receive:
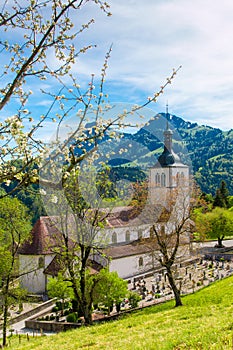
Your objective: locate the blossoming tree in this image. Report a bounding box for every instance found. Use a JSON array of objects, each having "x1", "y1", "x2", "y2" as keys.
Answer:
[{"x1": 0, "y1": 1, "x2": 180, "y2": 197}]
